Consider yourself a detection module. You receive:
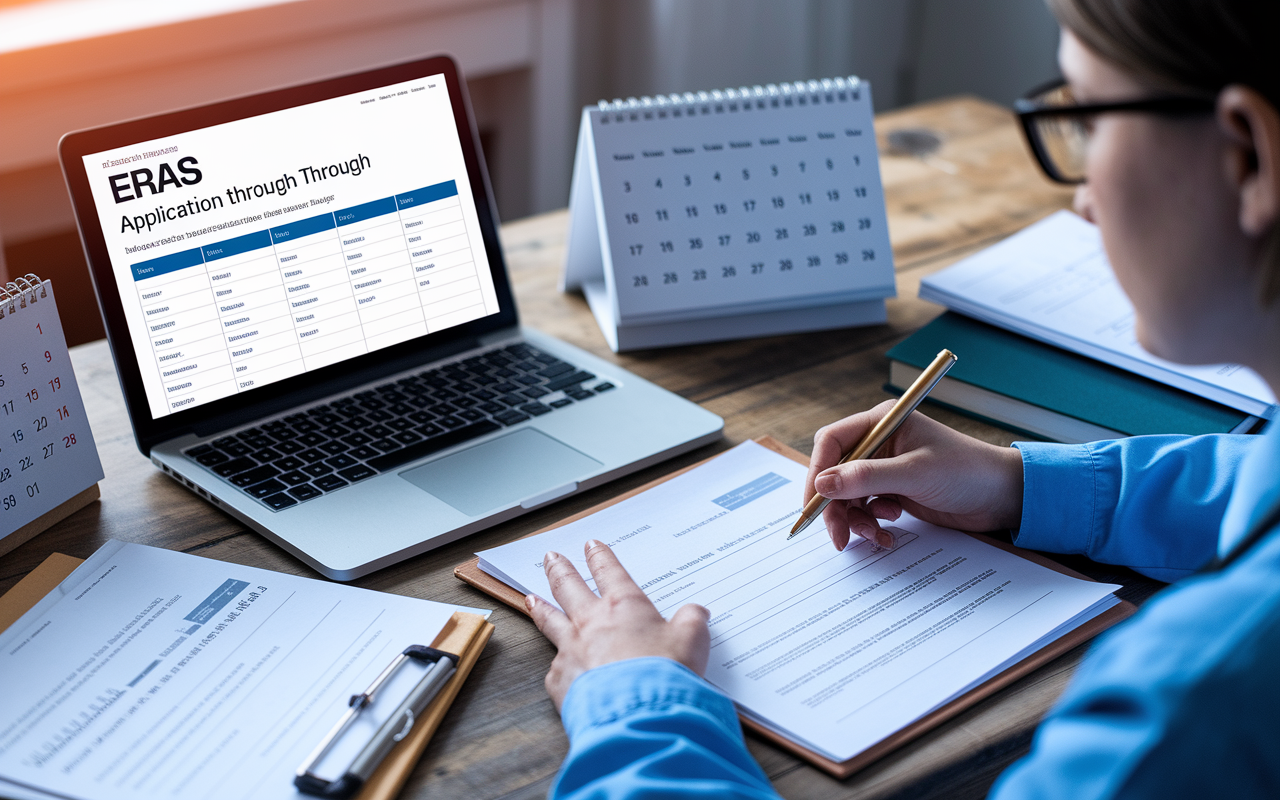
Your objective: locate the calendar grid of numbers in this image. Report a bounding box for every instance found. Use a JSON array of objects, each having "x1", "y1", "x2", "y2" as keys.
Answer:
[
  {"x1": 0, "y1": 278, "x2": 103, "y2": 541},
  {"x1": 564, "y1": 76, "x2": 895, "y2": 349}
]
